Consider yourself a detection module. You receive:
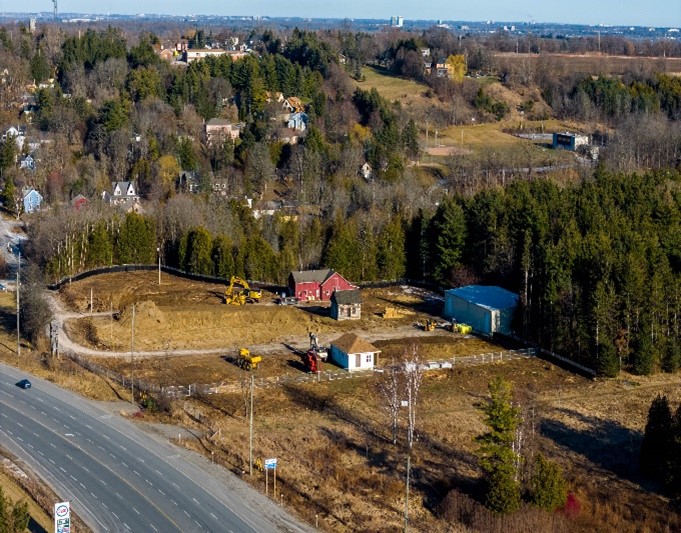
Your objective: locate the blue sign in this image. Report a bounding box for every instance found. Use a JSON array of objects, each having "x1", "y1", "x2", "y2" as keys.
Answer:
[{"x1": 264, "y1": 458, "x2": 277, "y2": 470}]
